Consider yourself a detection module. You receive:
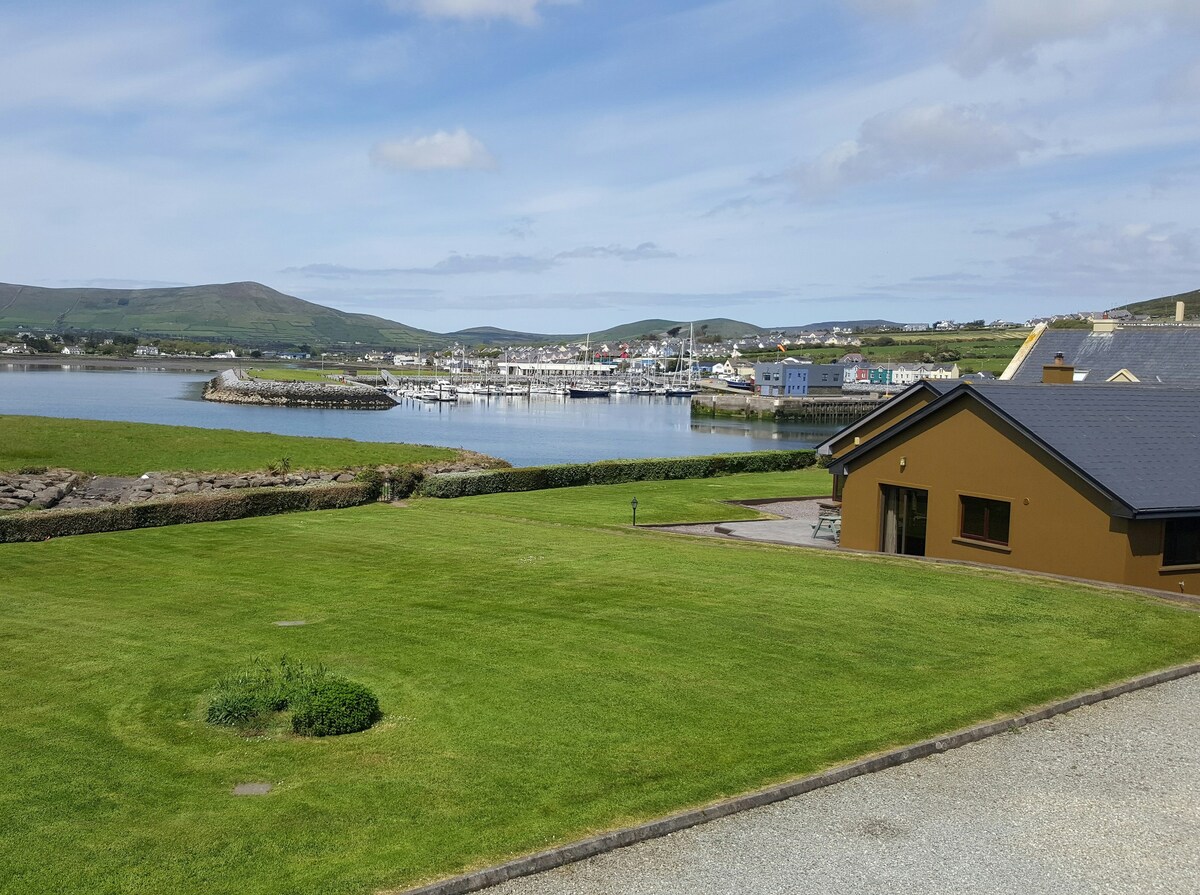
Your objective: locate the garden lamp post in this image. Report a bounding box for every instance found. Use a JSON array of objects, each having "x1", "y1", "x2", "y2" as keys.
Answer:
[{"x1": 631, "y1": 497, "x2": 638, "y2": 527}]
